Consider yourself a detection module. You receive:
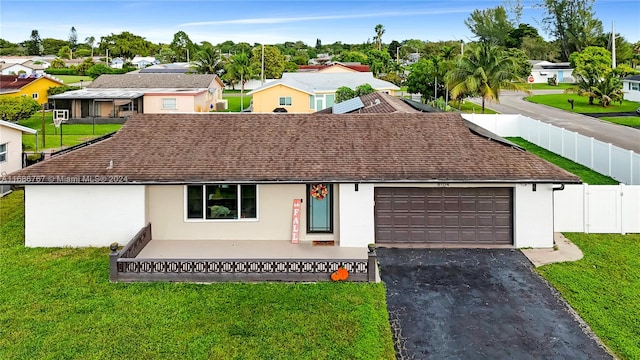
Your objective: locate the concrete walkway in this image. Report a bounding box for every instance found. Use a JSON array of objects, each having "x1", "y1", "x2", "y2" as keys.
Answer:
[
  {"x1": 470, "y1": 90, "x2": 640, "y2": 153},
  {"x1": 521, "y1": 233, "x2": 584, "y2": 267}
]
